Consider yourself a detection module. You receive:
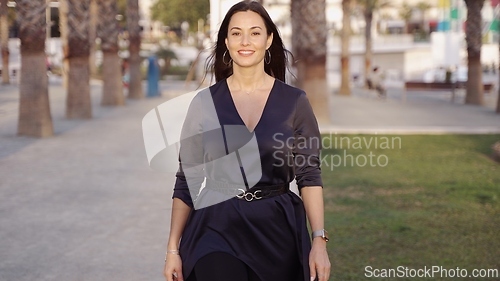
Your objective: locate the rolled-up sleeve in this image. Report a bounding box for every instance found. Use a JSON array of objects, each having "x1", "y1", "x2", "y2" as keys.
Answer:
[
  {"x1": 172, "y1": 96, "x2": 205, "y2": 208},
  {"x1": 293, "y1": 92, "x2": 323, "y2": 190}
]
